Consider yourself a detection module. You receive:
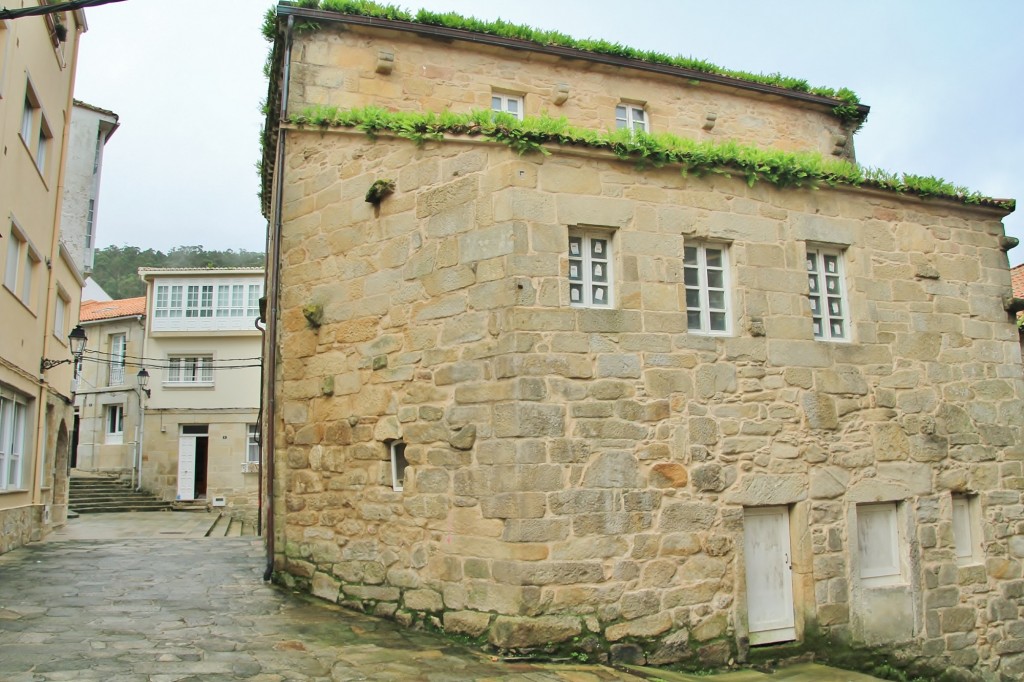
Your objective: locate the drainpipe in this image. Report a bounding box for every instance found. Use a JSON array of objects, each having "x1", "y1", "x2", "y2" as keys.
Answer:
[{"x1": 264, "y1": 12, "x2": 294, "y2": 583}]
